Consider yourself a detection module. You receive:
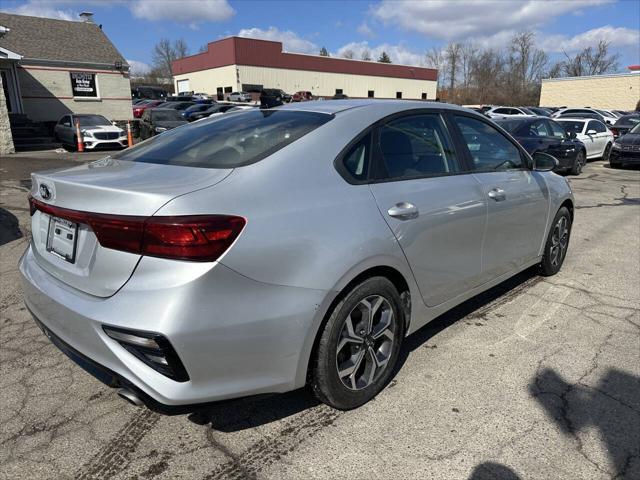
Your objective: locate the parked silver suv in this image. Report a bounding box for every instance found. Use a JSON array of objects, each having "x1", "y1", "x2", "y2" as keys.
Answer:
[{"x1": 21, "y1": 101, "x2": 573, "y2": 413}]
